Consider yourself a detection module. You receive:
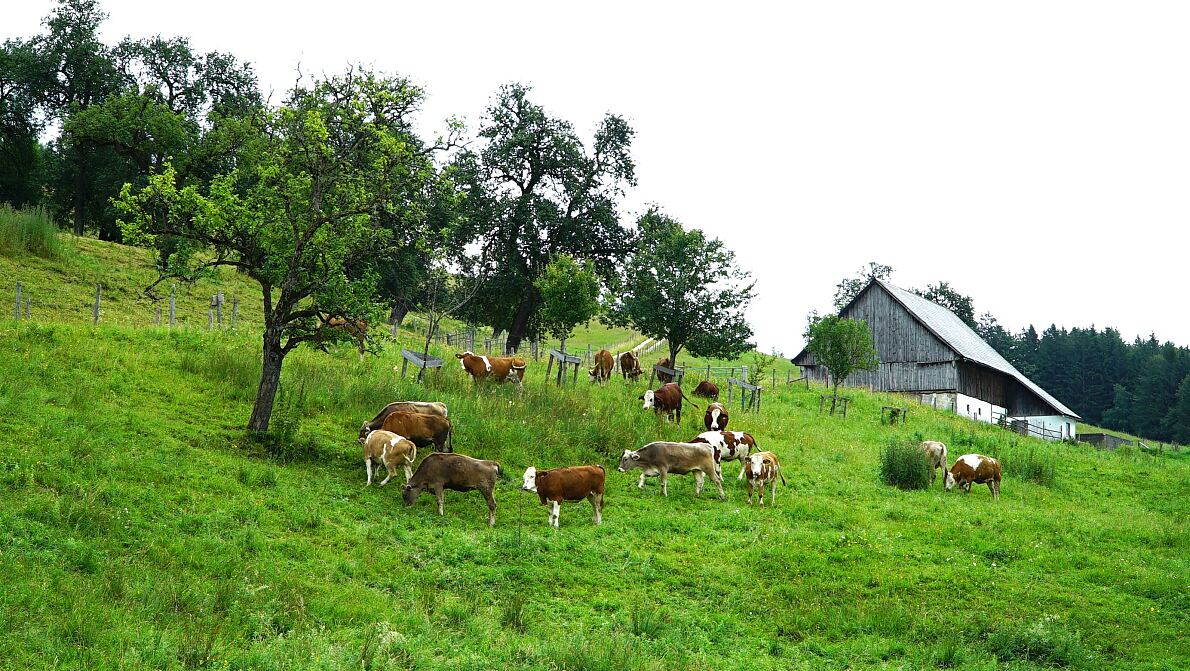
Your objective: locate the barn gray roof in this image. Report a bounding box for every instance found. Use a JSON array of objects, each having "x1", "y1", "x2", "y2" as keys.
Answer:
[{"x1": 875, "y1": 280, "x2": 1080, "y2": 418}]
